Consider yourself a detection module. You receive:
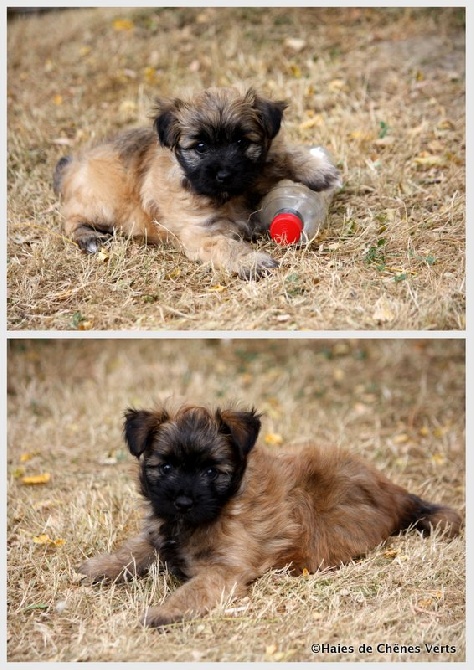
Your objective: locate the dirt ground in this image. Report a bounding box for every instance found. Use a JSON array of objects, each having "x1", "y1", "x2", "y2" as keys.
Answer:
[
  {"x1": 7, "y1": 339, "x2": 465, "y2": 662},
  {"x1": 7, "y1": 7, "x2": 465, "y2": 331}
]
